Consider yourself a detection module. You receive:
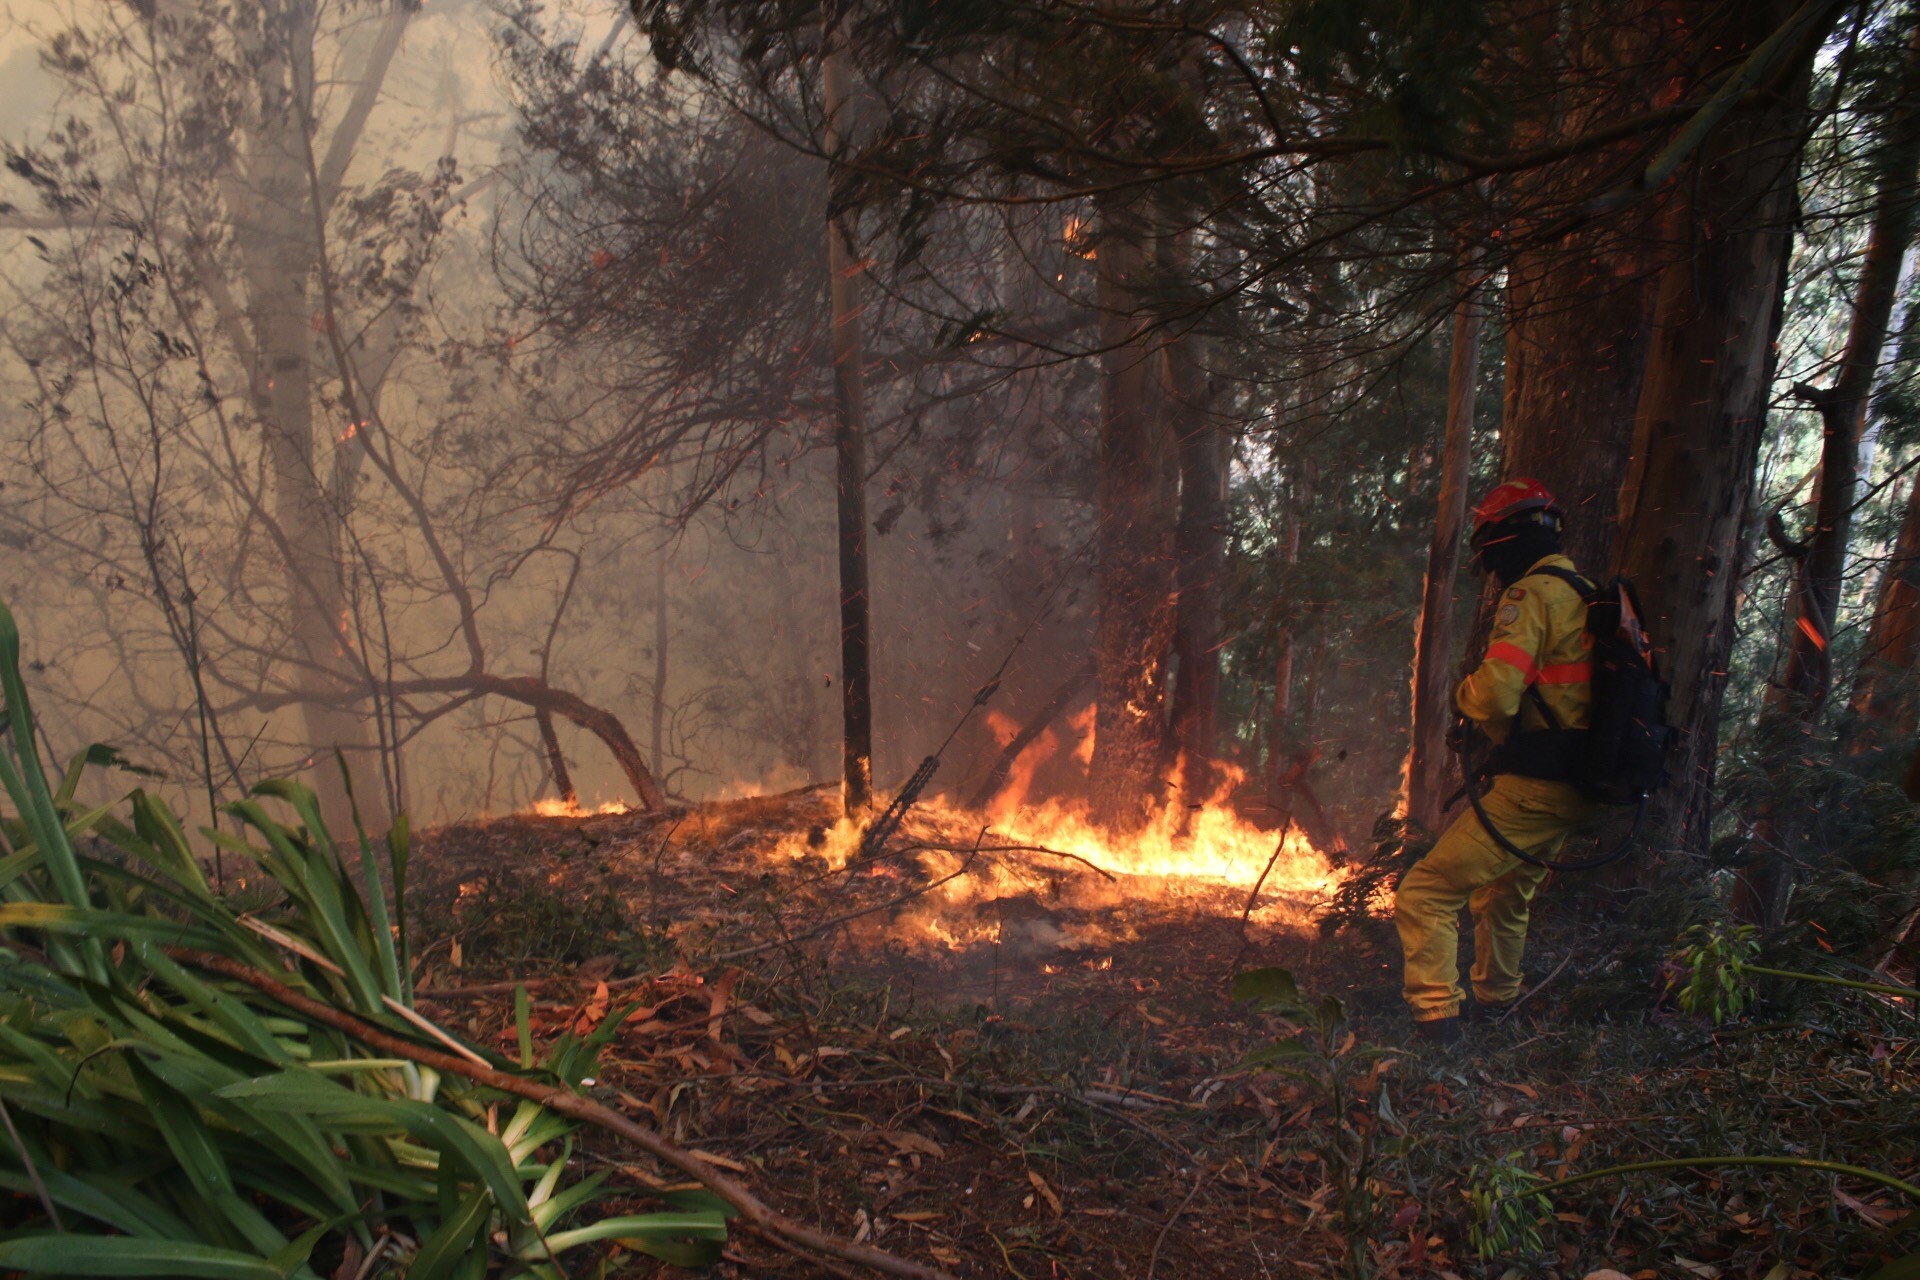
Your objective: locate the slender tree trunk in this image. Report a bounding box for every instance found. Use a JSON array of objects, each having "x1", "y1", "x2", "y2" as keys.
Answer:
[
  {"x1": 240, "y1": 194, "x2": 380, "y2": 831},
  {"x1": 1089, "y1": 215, "x2": 1178, "y2": 832},
  {"x1": 536, "y1": 710, "x2": 576, "y2": 806},
  {"x1": 1615, "y1": 3, "x2": 1809, "y2": 860},
  {"x1": 1404, "y1": 265, "x2": 1484, "y2": 833},
  {"x1": 1269, "y1": 465, "x2": 1304, "y2": 747},
  {"x1": 823, "y1": 7, "x2": 874, "y2": 814},
  {"x1": 651, "y1": 551, "x2": 669, "y2": 788},
  {"x1": 1167, "y1": 317, "x2": 1225, "y2": 797},
  {"x1": 1781, "y1": 18, "x2": 1920, "y2": 717}
]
